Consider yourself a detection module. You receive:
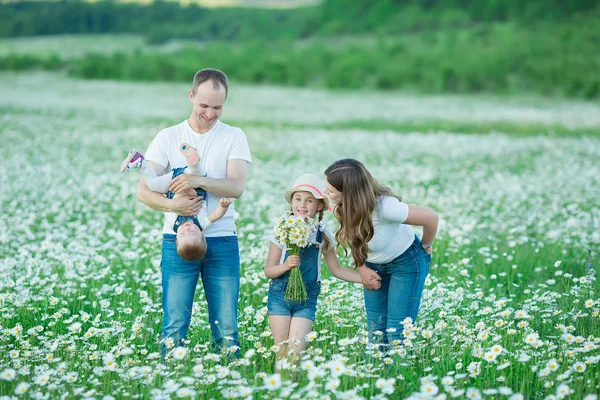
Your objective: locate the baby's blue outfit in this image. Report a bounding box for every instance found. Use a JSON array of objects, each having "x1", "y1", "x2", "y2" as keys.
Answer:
[{"x1": 166, "y1": 167, "x2": 207, "y2": 232}]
